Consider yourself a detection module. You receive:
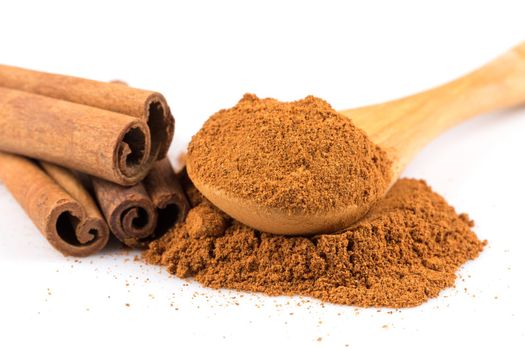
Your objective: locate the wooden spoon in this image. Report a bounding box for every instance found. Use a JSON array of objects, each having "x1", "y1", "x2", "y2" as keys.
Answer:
[{"x1": 189, "y1": 42, "x2": 525, "y2": 235}]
